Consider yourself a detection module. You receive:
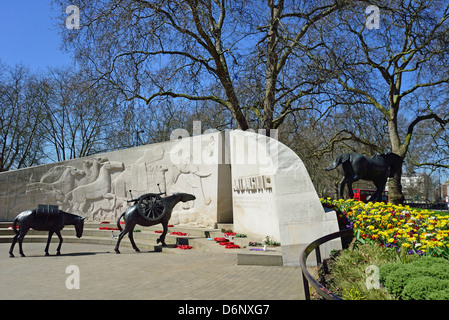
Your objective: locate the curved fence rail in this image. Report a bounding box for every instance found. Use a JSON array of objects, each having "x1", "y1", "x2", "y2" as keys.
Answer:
[{"x1": 300, "y1": 228, "x2": 353, "y2": 300}]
